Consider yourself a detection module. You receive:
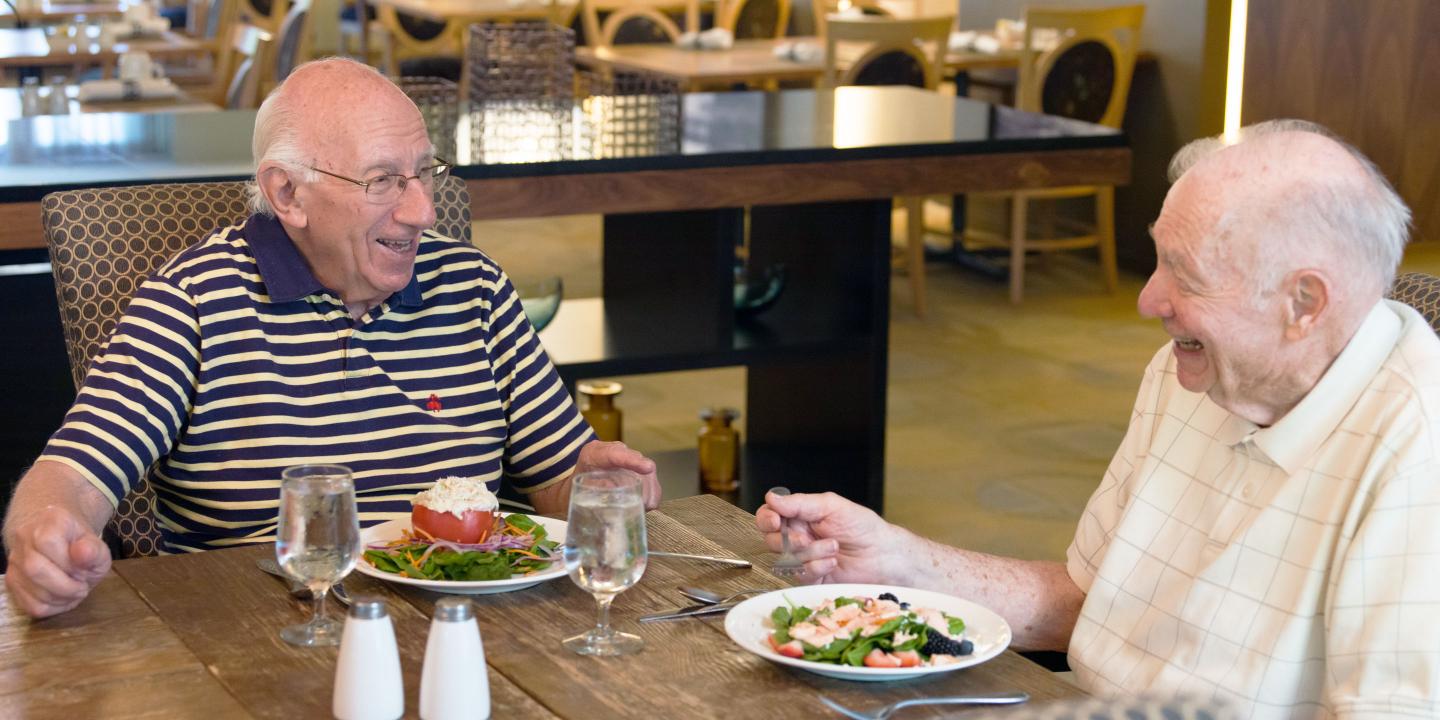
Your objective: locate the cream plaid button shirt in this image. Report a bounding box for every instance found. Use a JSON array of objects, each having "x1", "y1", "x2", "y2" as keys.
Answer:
[{"x1": 1067, "y1": 300, "x2": 1440, "y2": 719}]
